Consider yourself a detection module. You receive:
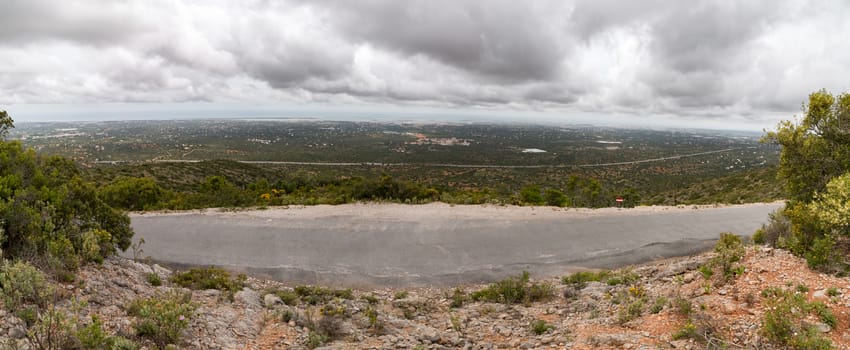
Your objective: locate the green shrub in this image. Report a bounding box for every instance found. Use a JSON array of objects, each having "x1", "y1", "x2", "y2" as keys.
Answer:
[
  {"x1": 672, "y1": 319, "x2": 697, "y2": 340},
  {"x1": 127, "y1": 291, "x2": 197, "y2": 348},
  {"x1": 294, "y1": 285, "x2": 353, "y2": 305},
  {"x1": 544, "y1": 189, "x2": 568, "y2": 207},
  {"x1": 827, "y1": 287, "x2": 840, "y2": 297},
  {"x1": 26, "y1": 307, "x2": 78, "y2": 350},
  {"x1": 761, "y1": 287, "x2": 834, "y2": 349},
  {"x1": 0, "y1": 135, "x2": 133, "y2": 269},
  {"x1": 673, "y1": 296, "x2": 693, "y2": 316},
  {"x1": 361, "y1": 294, "x2": 379, "y2": 305},
  {"x1": 530, "y1": 319, "x2": 554, "y2": 335},
  {"x1": 805, "y1": 235, "x2": 837, "y2": 270},
  {"x1": 470, "y1": 271, "x2": 553, "y2": 304},
  {"x1": 650, "y1": 296, "x2": 667, "y2": 314},
  {"x1": 811, "y1": 302, "x2": 837, "y2": 328},
  {"x1": 606, "y1": 269, "x2": 639, "y2": 286},
  {"x1": 169, "y1": 267, "x2": 245, "y2": 294},
  {"x1": 752, "y1": 228, "x2": 766, "y2": 244},
  {"x1": 305, "y1": 331, "x2": 328, "y2": 349},
  {"x1": 562, "y1": 270, "x2": 610, "y2": 289},
  {"x1": 393, "y1": 291, "x2": 408, "y2": 300},
  {"x1": 146, "y1": 273, "x2": 162, "y2": 286},
  {"x1": 105, "y1": 336, "x2": 140, "y2": 350},
  {"x1": 700, "y1": 233, "x2": 745, "y2": 285},
  {"x1": 520, "y1": 186, "x2": 544, "y2": 205},
  {"x1": 76, "y1": 315, "x2": 110, "y2": 349},
  {"x1": 0, "y1": 260, "x2": 53, "y2": 310},
  {"x1": 274, "y1": 289, "x2": 300, "y2": 306},
  {"x1": 449, "y1": 287, "x2": 466, "y2": 308},
  {"x1": 617, "y1": 299, "x2": 644, "y2": 324}
]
